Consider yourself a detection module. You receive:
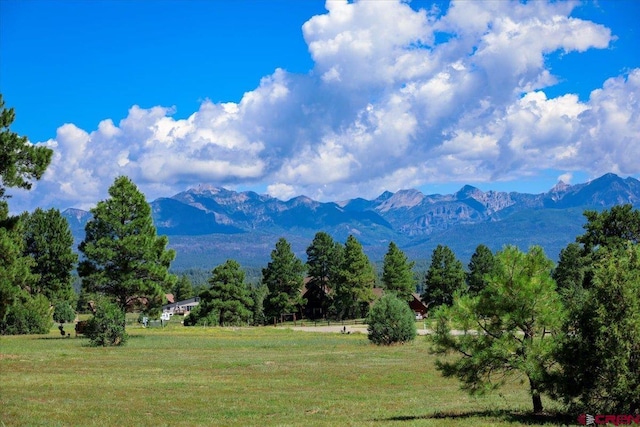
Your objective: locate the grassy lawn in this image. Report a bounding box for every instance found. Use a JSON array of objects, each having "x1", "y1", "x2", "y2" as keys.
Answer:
[{"x1": 0, "y1": 324, "x2": 569, "y2": 427}]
